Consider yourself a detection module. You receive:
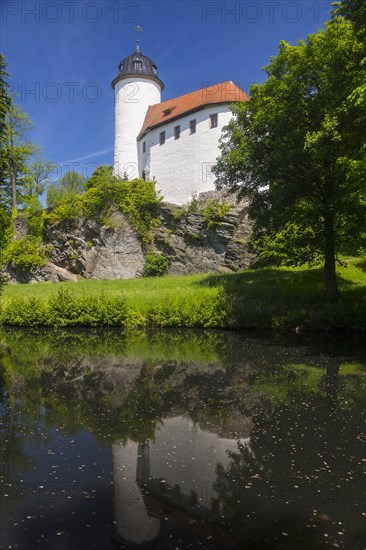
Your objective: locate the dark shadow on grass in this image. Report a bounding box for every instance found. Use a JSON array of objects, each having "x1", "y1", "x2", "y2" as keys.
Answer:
[{"x1": 193, "y1": 267, "x2": 366, "y2": 331}]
